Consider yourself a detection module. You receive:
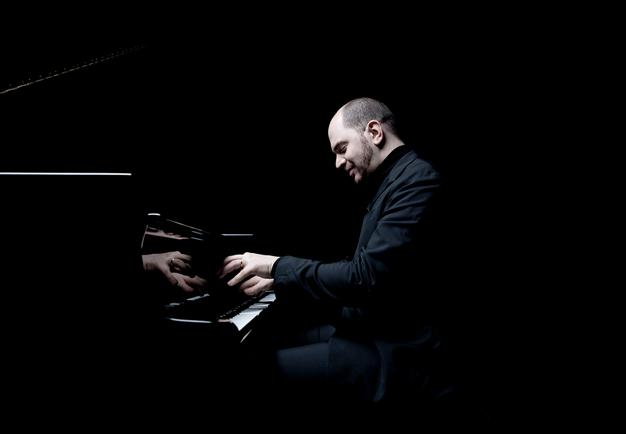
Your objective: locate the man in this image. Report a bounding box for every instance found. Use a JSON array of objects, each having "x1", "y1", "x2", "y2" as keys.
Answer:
[{"x1": 219, "y1": 97, "x2": 452, "y2": 405}]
